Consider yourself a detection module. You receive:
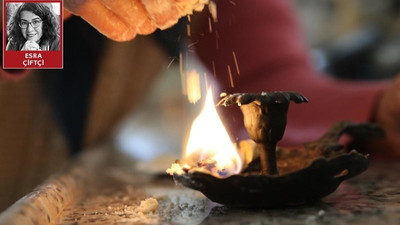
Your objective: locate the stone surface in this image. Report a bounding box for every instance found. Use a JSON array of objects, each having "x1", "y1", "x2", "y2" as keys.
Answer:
[{"x1": 1, "y1": 147, "x2": 399, "y2": 225}]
